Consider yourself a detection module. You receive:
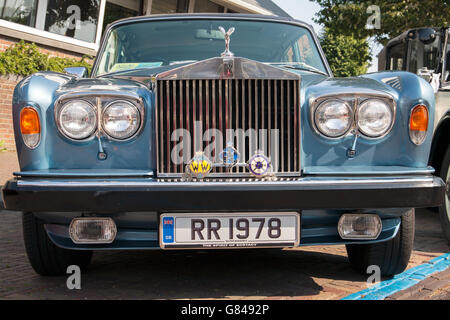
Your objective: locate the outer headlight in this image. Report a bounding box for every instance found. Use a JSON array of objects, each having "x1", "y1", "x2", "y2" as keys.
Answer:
[
  {"x1": 58, "y1": 100, "x2": 97, "y2": 140},
  {"x1": 314, "y1": 99, "x2": 353, "y2": 138},
  {"x1": 357, "y1": 99, "x2": 393, "y2": 137},
  {"x1": 102, "y1": 100, "x2": 140, "y2": 140}
]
